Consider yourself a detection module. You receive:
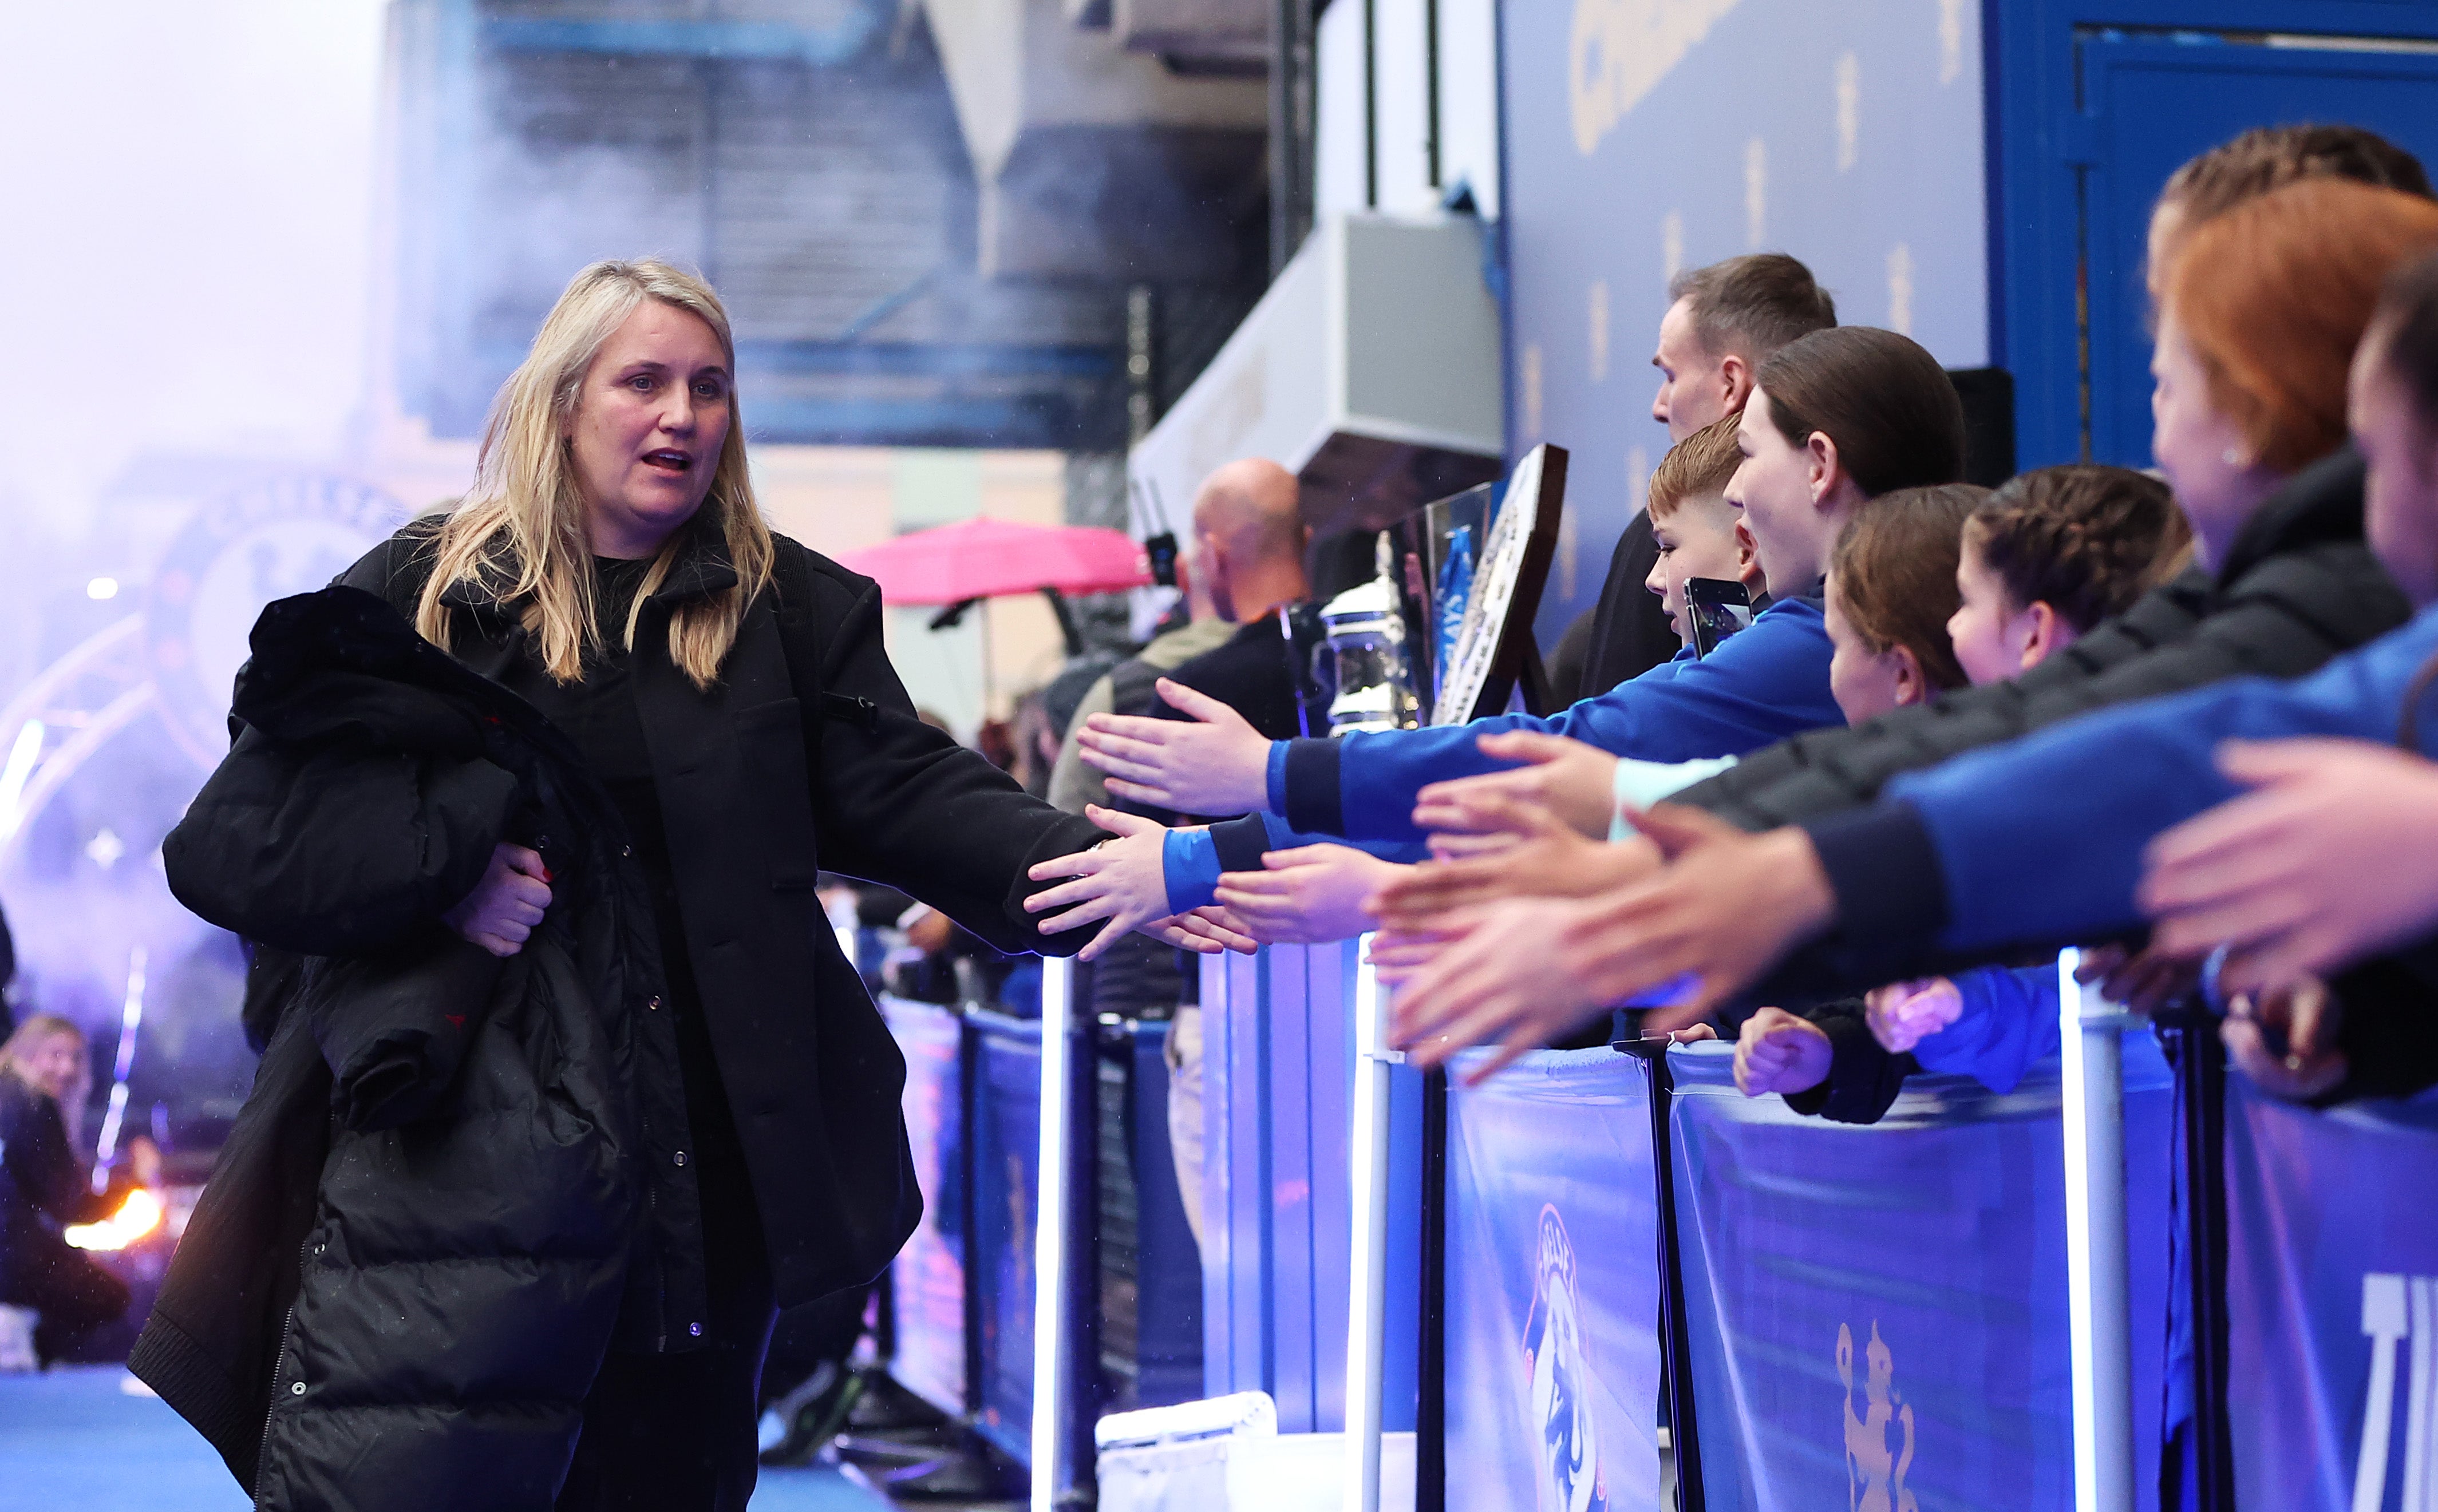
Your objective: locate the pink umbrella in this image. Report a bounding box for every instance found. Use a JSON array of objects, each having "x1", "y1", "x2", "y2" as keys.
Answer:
[{"x1": 835, "y1": 517, "x2": 1151, "y2": 606}]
